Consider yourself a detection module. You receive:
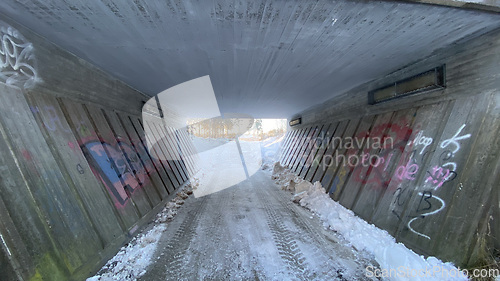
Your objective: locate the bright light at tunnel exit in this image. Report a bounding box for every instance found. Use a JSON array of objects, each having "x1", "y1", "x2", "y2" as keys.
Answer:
[{"x1": 142, "y1": 75, "x2": 287, "y2": 197}]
